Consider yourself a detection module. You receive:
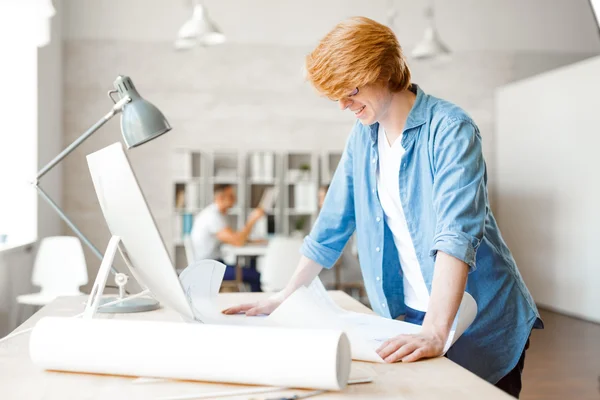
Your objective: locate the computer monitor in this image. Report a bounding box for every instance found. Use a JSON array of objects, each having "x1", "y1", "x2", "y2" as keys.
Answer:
[
  {"x1": 590, "y1": 0, "x2": 600, "y2": 33},
  {"x1": 86, "y1": 142, "x2": 195, "y2": 321}
]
